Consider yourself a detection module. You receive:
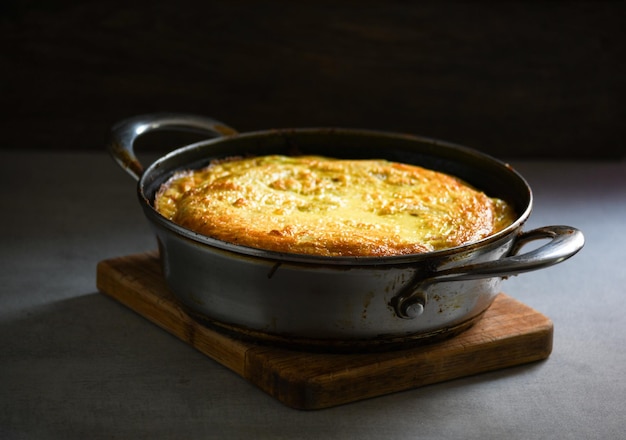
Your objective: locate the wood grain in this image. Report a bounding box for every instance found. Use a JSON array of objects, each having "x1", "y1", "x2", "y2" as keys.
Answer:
[{"x1": 96, "y1": 251, "x2": 553, "y2": 410}]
